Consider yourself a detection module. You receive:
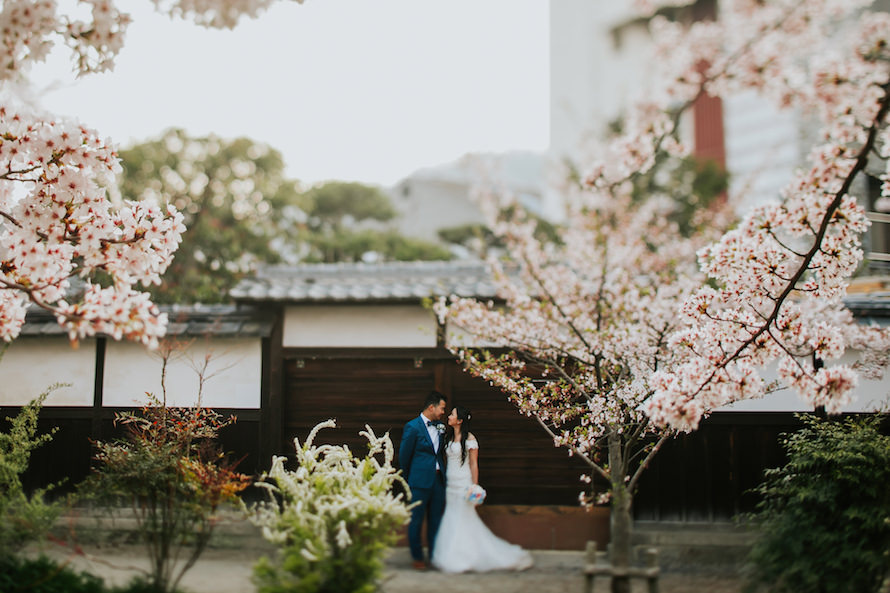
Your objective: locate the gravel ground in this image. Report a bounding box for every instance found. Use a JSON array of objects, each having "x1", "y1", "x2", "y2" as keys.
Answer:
[{"x1": 37, "y1": 543, "x2": 745, "y2": 593}]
